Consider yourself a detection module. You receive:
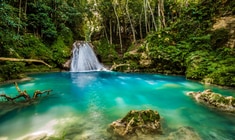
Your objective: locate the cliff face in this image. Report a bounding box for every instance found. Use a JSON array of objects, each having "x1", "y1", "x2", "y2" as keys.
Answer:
[{"x1": 212, "y1": 16, "x2": 235, "y2": 49}]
